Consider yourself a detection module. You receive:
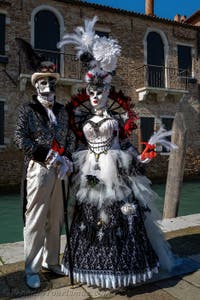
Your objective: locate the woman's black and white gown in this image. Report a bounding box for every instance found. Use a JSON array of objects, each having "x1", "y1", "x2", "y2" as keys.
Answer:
[{"x1": 62, "y1": 112, "x2": 174, "y2": 289}]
